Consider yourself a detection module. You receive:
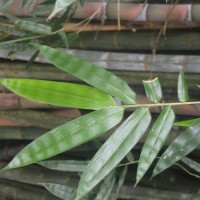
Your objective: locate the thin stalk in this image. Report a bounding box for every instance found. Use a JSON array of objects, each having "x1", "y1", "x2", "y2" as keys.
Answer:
[{"x1": 122, "y1": 101, "x2": 200, "y2": 109}]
